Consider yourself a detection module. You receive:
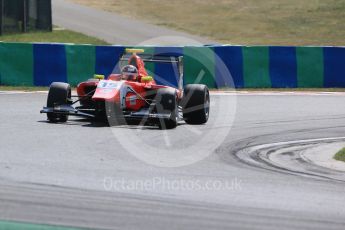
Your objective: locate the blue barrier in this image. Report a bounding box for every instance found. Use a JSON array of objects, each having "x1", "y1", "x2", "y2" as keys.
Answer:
[
  {"x1": 153, "y1": 47, "x2": 183, "y2": 87},
  {"x1": 95, "y1": 46, "x2": 125, "y2": 77},
  {"x1": 269, "y1": 47, "x2": 297, "y2": 88},
  {"x1": 33, "y1": 44, "x2": 67, "y2": 86},
  {"x1": 214, "y1": 46, "x2": 243, "y2": 88},
  {"x1": 324, "y1": 47, "x2": 345, "y2": 87},
  {"x1": 1, "y1": 43, "x2": 345, "y2": 88}
]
